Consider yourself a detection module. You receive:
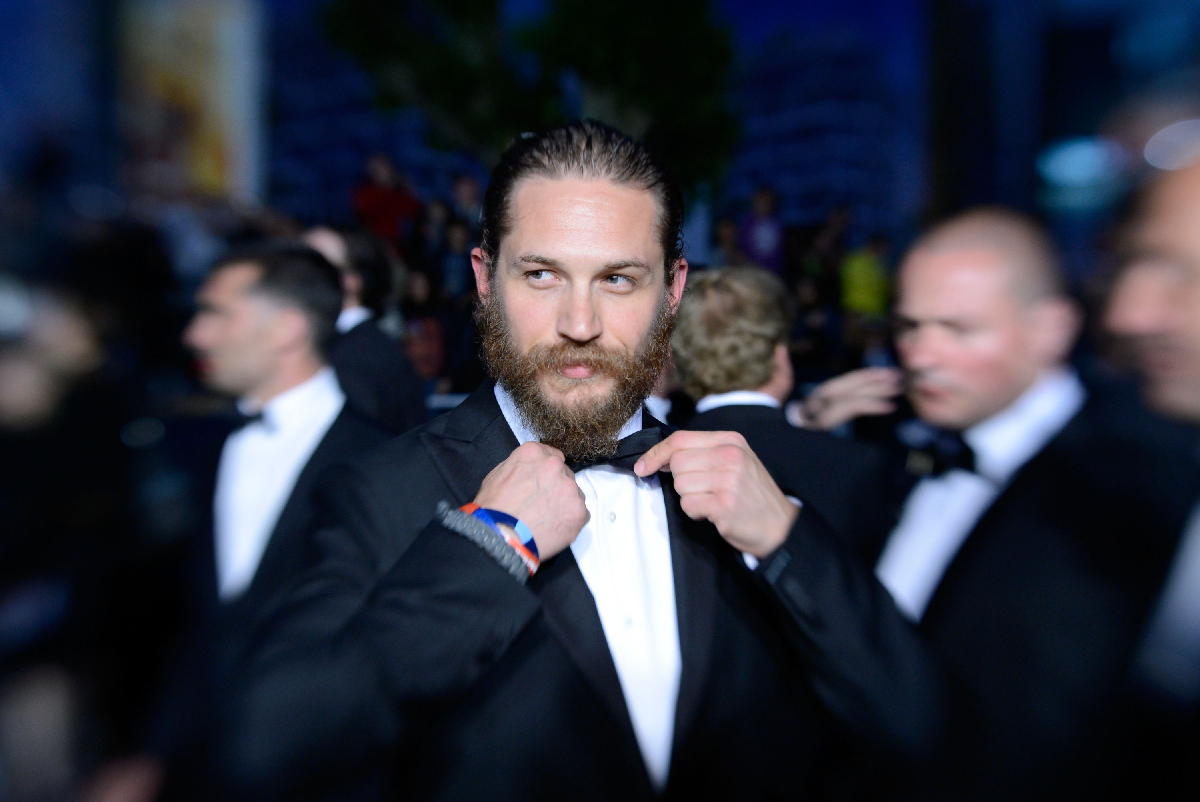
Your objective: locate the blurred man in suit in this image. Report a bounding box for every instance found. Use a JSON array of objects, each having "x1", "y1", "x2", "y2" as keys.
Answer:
[
  {"x1": 728, "y1": 209, "x2": 1193, "y2": 799},
  {"x1": 218, "y1": 121, "x2": 938, "y2": 801},
  {"x1": 673, "y1": 266, "x2": 886, "y2": 536},
  {"x1": 87, "y1": 243, "x2": 387, "y2": 802},
  {"x1": 1106, "y1": 160, "x2": 1200, "y2": 797},
  {"x1": 304, "y1": 226, "x2": 426, "y2": 434}
]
